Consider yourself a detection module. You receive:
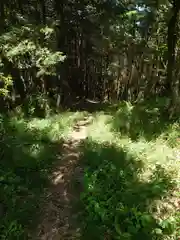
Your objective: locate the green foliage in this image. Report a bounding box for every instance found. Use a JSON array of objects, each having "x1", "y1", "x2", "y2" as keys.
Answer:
[
  {"x1": 80, "y1": 140, "x2": 177, "y2": 239},
  {"x1": 36, "y1": 50, "x2": 65, "y2": 77},
  {"x1": 0, "y1": 111, "x2": 85, "y2": 239},
  {"x1": 111, "y1": 98, "x2": 172, "y2": 141},
  {"x1": 0, "y1": 22, "x2": 66, "y2": 110},
  {"x1": 0, "y1": 25, "x2": 65, "y2": 77},
  {"x1": 79, "y1": 98, "x2": 180, "y2": 240},
  {"x1": 0, "y1": 74, "x2": 12, "y2": 96},
  {"x1": 21, "y1": 93, "x2": 52, "y2": 118}
]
